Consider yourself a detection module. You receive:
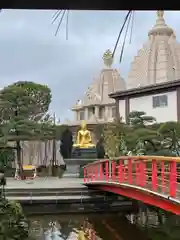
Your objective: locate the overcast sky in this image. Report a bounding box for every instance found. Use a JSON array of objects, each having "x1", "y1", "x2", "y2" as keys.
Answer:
[{"x1": 0, "y1": 10, "x2": 179, "y2": 122}]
